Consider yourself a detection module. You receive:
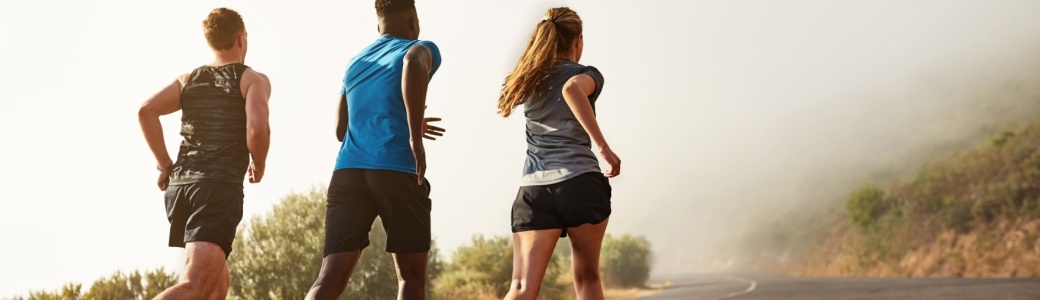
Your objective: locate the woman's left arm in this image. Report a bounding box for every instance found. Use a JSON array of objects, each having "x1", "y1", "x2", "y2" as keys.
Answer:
[{"x1": 562, "y1": 74, "x2": 621, "y2": 177}]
